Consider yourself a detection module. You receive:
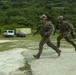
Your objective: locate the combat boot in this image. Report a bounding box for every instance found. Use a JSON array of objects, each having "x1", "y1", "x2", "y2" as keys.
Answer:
[
  {"x1": 58, "y1": 50, "x2": 61, "y2": 56},
  {"x1": 33, "y1": 54, "x2": 40, "y2": 59}
]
